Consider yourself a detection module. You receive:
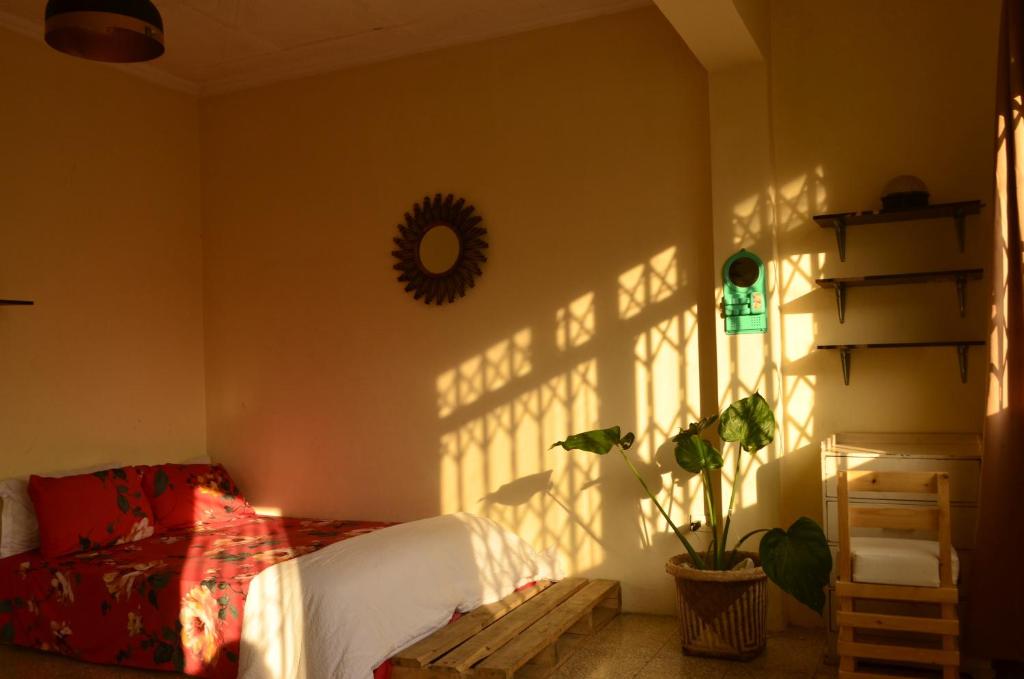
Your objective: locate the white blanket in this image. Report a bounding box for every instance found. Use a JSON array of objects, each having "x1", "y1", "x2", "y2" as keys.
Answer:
[{"x1": 237, "y1": 513, "x2": 561, "y2": 679}]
